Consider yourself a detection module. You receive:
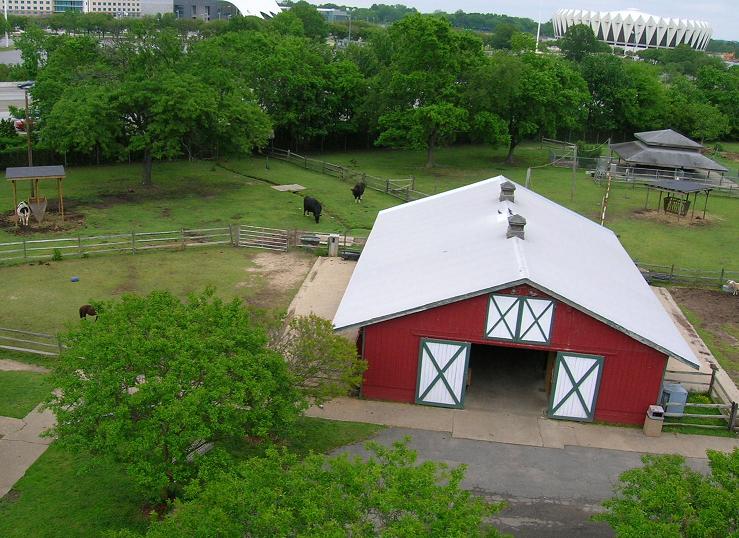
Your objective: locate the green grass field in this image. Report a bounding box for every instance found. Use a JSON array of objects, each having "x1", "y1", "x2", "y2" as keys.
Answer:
[
  {"x1": 0, "y1": 247, "x2": 314, "y2": 334},
  {"x1": 0, "y1": 418, "x2": 383, "y2": 538},
  {"x1": 663, "y1": 392, "x2": 735, "y2": 438},
  {"x1": 0, "y1": 371, "x2": 52, "y2": 418}
]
